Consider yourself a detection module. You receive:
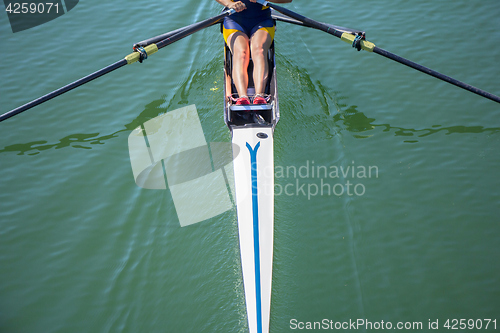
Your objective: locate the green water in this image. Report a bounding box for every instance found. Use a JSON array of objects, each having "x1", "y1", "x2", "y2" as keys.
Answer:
[{"x1": 1, "y1": 1, "x2": 499, "y2": 332}]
